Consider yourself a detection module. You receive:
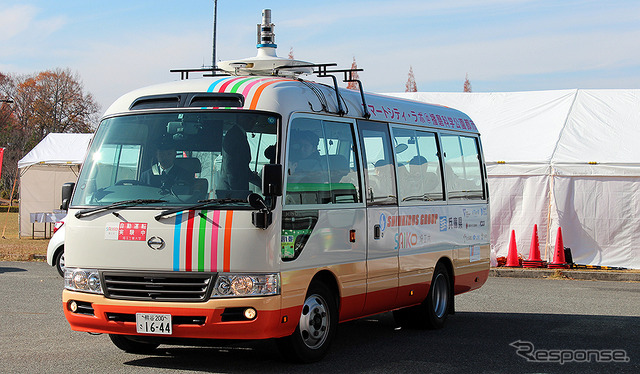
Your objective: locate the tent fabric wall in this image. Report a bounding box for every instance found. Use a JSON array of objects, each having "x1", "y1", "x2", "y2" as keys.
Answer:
[
  {"x1": 17, "y1": 133, "x2": 92, "y2": 238},
  {"x1": 389, "y1": 89, "x2": 640, "y2": 269},
  {"x1": 19, "y1": 164, "x2": 80, "y2": 237}
]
